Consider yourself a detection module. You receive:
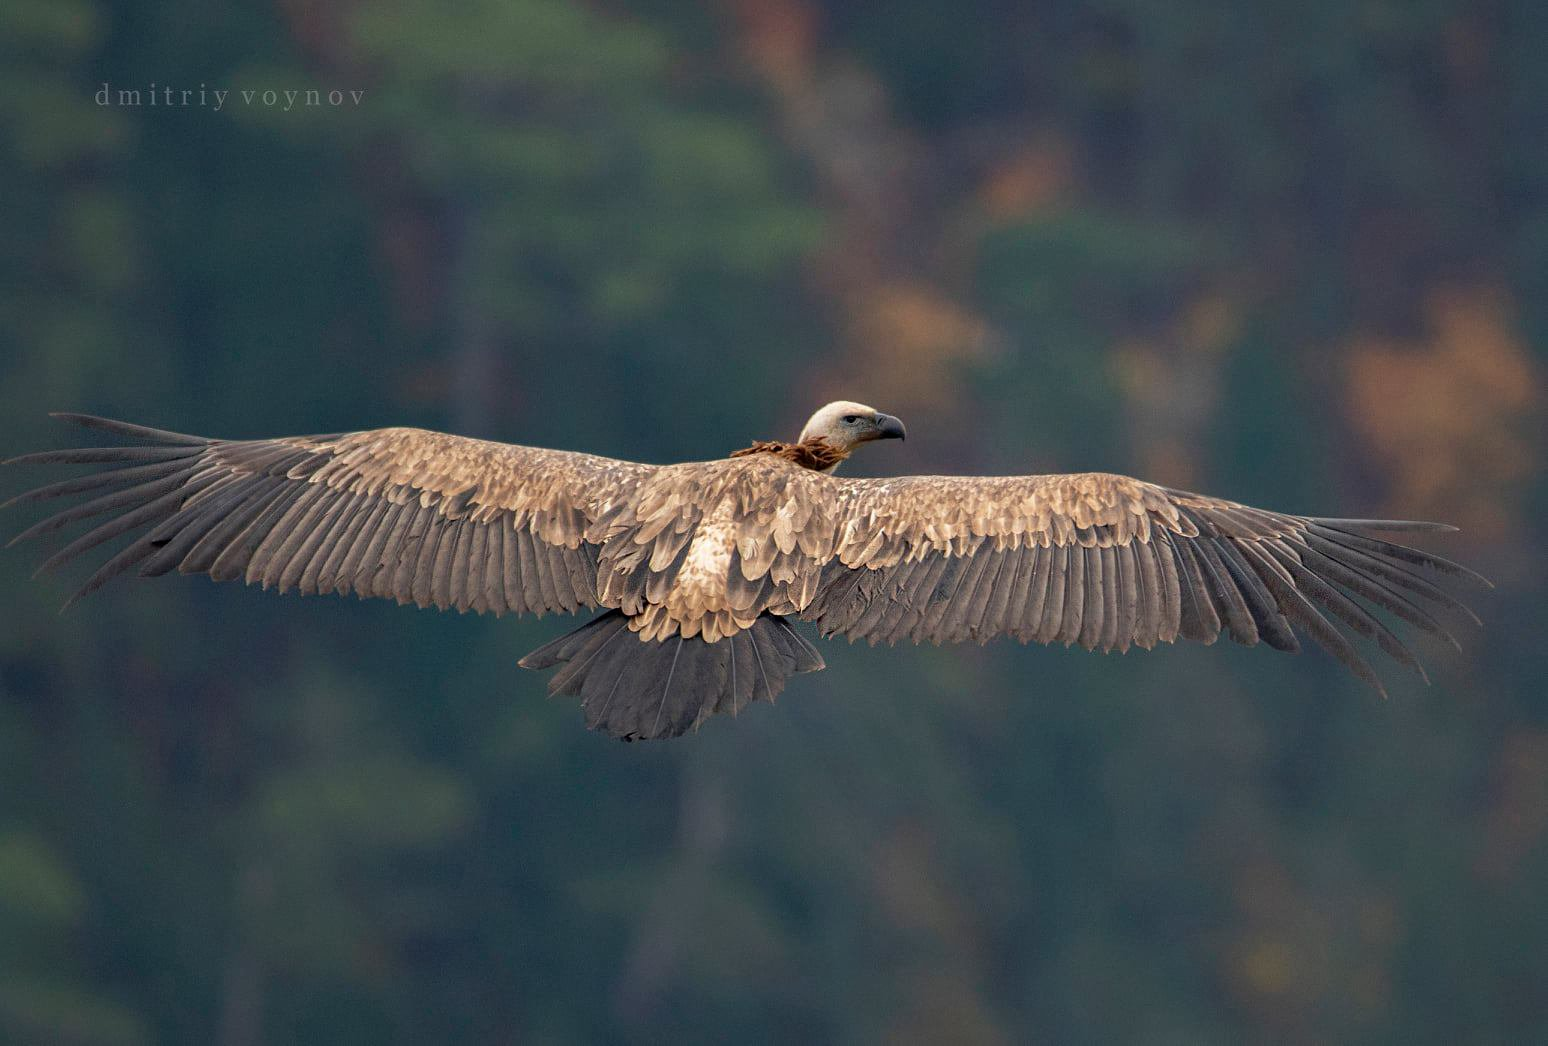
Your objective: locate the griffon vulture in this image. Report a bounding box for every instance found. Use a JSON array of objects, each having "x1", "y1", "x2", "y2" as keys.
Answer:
[{"x1": 4, "y1": 404, "x2": 1487, "y2": 740}]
